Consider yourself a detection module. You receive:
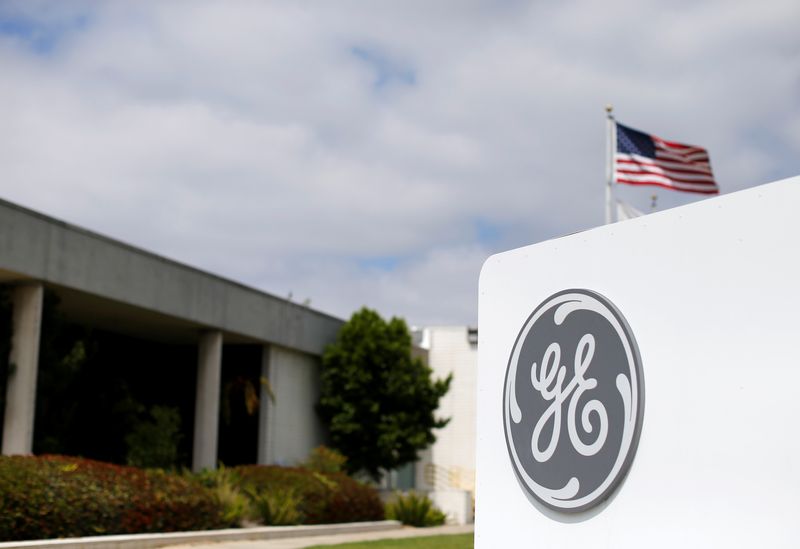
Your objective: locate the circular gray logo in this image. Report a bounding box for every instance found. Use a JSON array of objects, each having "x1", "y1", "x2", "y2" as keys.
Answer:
[{"x1": 503, "y1": 289, "x2": 644, "y2": 513}]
